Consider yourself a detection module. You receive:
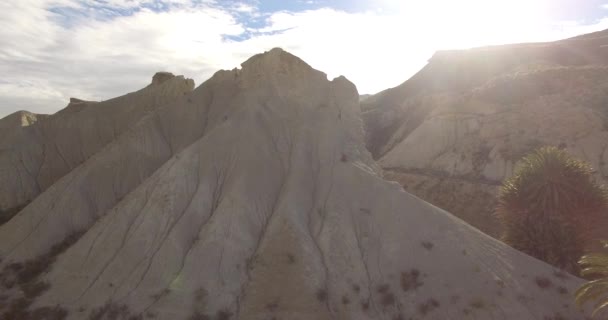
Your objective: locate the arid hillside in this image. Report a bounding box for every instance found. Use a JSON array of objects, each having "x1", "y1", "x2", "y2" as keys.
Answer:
[
  {"x1": 0, "y1": 49, "x2": 588, "y2": 319},
  {"x1": 363, "y1": 29, "x2": 608, "y2": 238},
  {"x1": 0, "y1": 74, "x2": 194, "y2": 224}
]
